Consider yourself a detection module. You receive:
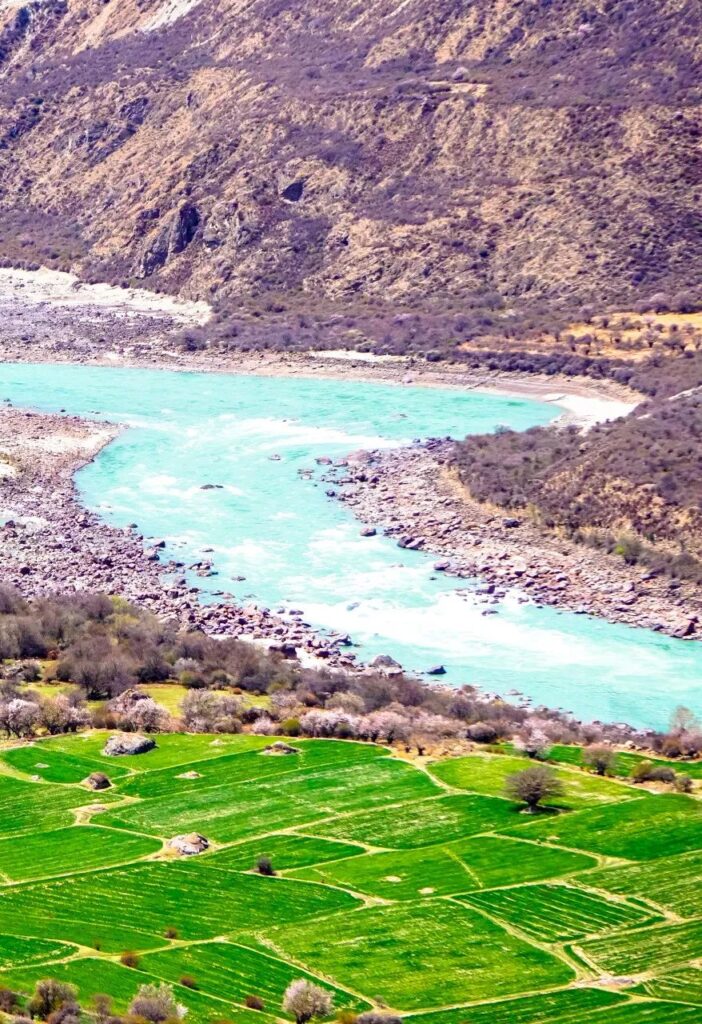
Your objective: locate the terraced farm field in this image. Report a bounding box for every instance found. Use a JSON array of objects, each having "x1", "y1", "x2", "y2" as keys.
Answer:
[{"x1": 0, "y1": 733, "x2": 699, "y2": 1021}]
